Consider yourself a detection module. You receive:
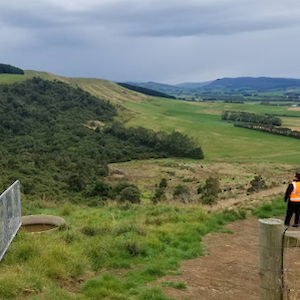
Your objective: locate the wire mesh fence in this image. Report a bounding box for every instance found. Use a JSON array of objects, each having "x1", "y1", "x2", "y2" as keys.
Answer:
[{"x1": 0, "y1": 181, "x2": 21, "y2": 262}]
